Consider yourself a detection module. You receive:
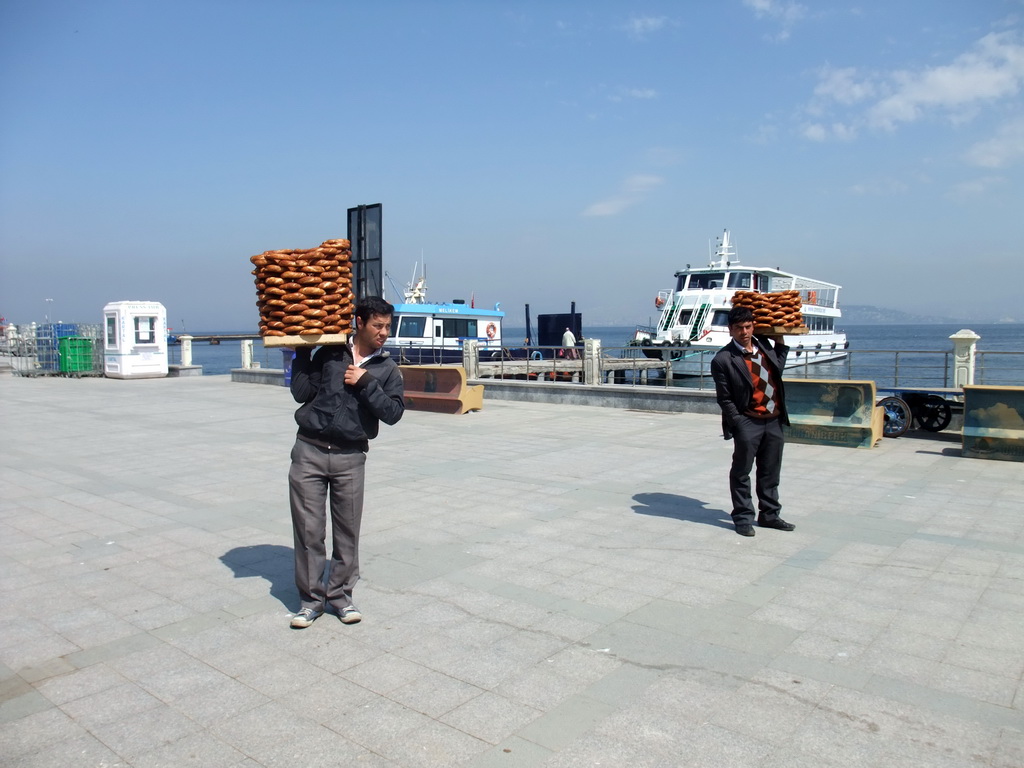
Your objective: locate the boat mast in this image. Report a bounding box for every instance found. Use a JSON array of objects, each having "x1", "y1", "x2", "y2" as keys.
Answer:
[{"x1": 714, "y1": 229, "x2": 738, "y2": 268}]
